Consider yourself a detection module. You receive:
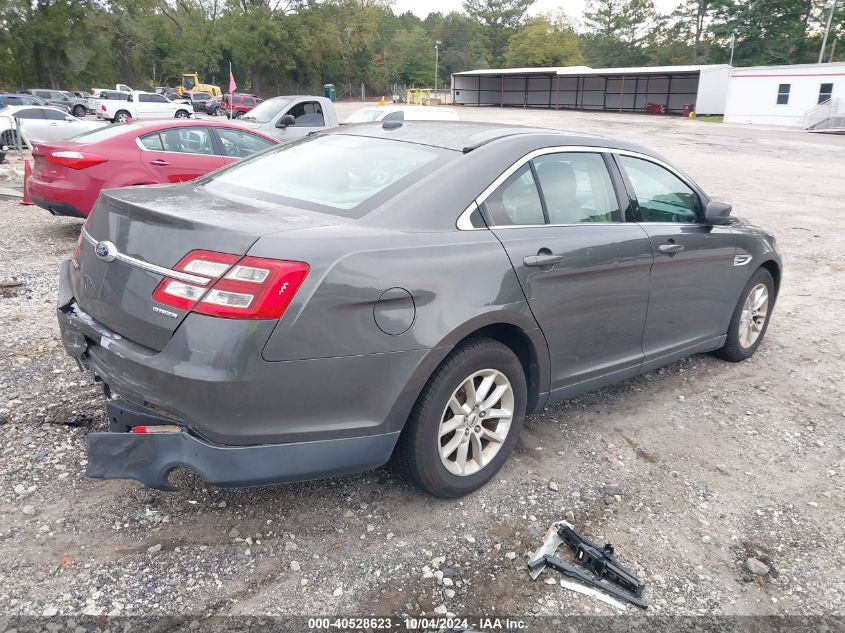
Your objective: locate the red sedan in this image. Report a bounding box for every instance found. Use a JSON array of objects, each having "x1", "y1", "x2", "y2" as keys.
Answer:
[{"x1": 28, "y1": 119, "x2": 279, "y2": 218}]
